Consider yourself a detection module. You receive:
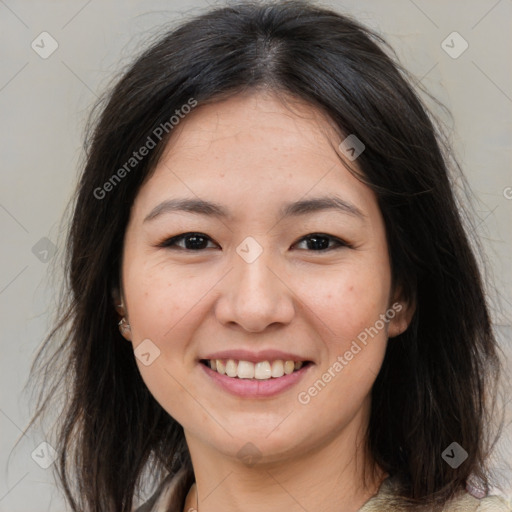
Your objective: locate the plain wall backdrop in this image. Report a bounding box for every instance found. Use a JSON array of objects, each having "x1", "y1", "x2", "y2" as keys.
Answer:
[{"x1": 0, "y1": 0, "x2": 511, "y2": 510}]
